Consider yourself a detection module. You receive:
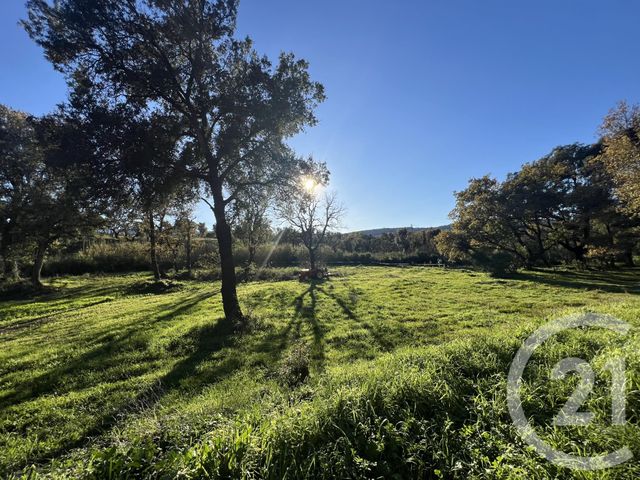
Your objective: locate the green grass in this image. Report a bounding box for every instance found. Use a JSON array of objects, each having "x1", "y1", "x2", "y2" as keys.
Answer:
[{"x1": 1, "y1": 267, "x2": 640, "y2": 478}]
